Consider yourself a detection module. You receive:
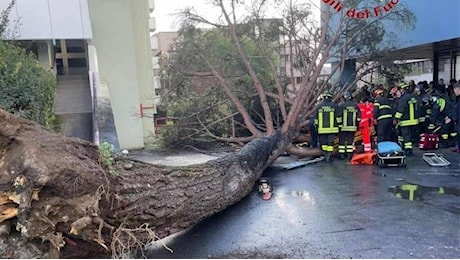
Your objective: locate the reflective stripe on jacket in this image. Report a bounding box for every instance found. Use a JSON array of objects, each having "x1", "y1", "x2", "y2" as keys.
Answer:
[
  {"x1": 338, "y1": 100, "x2": 361, "y2": 132},
  {"x1": 374, "y1": 96, "x2": 393, "y2": 121},
  {"x1": 314, "y1": 99, "x2": 339, "y2": 134},
  {"x1": 358, "y1": 102, "x2": 374, "y2": 127},
  {"x1": 430, "y1": 97, "x2": 453, "y2": 125},
  {"x1": 394, "y1": 92, "x2": 418, "y2": 126}
]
